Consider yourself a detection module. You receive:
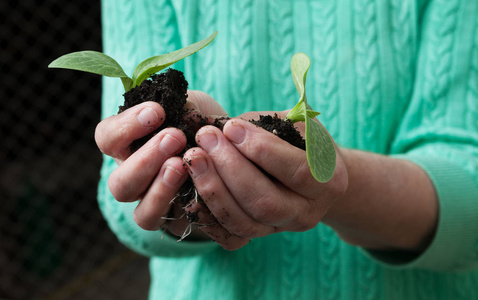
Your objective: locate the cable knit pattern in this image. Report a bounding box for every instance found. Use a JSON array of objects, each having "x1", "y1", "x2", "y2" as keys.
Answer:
[
  {"x1": 269, "y1": 0, "x2": 295, "y2": 109},
  {"x1": 353, "y1": 0, "x2": 381, "y2": 152},
  {"x1": 468, "y1": 12, "x2": 478, "y2": 131},
  {"x1": 414, "y1": 270, "x2": 436, "y2": 300},
  {"x1": 390, "y1": 0, "x2": 414, "y2": 104},
  {"x1": 453, "y1": 272, "x2": 476, "y2": 300},
  {"x1": 311, "y1": 0, "x2": 340, "y2": 137},
  {"x1": 243, "y1": 239, "x2": 264, "y2": 299},
  {"x1": 353, "y1": 1, "x2": 382, "y2": 297},
  {"x1": 230, "y1": 0, "x2": 254, "y2": 112},
  {"x1": 193, "y1": 0, "x2": 218, "y2": 96},
  {"x1": 281, "y1": 232, "x2": 303, "y2": 299},
  {"x1": 359, "y1": 254, "x2": 381, "y2": 300},
  {"x1": 319, "y1": 225, "x2": 341, "y2": 300},
  {"x1": 422, "y1": 0, "x2": 460, "y2": 126},
  {"x1": 146, "y1": 0, "x2": 180, "y2": 58},
  {"x1": 98, "y1": 1, "x2": 478, "y2": 299},
  {"x1": 117, "y1": 0, "x2": 137, "y2": 73}
]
